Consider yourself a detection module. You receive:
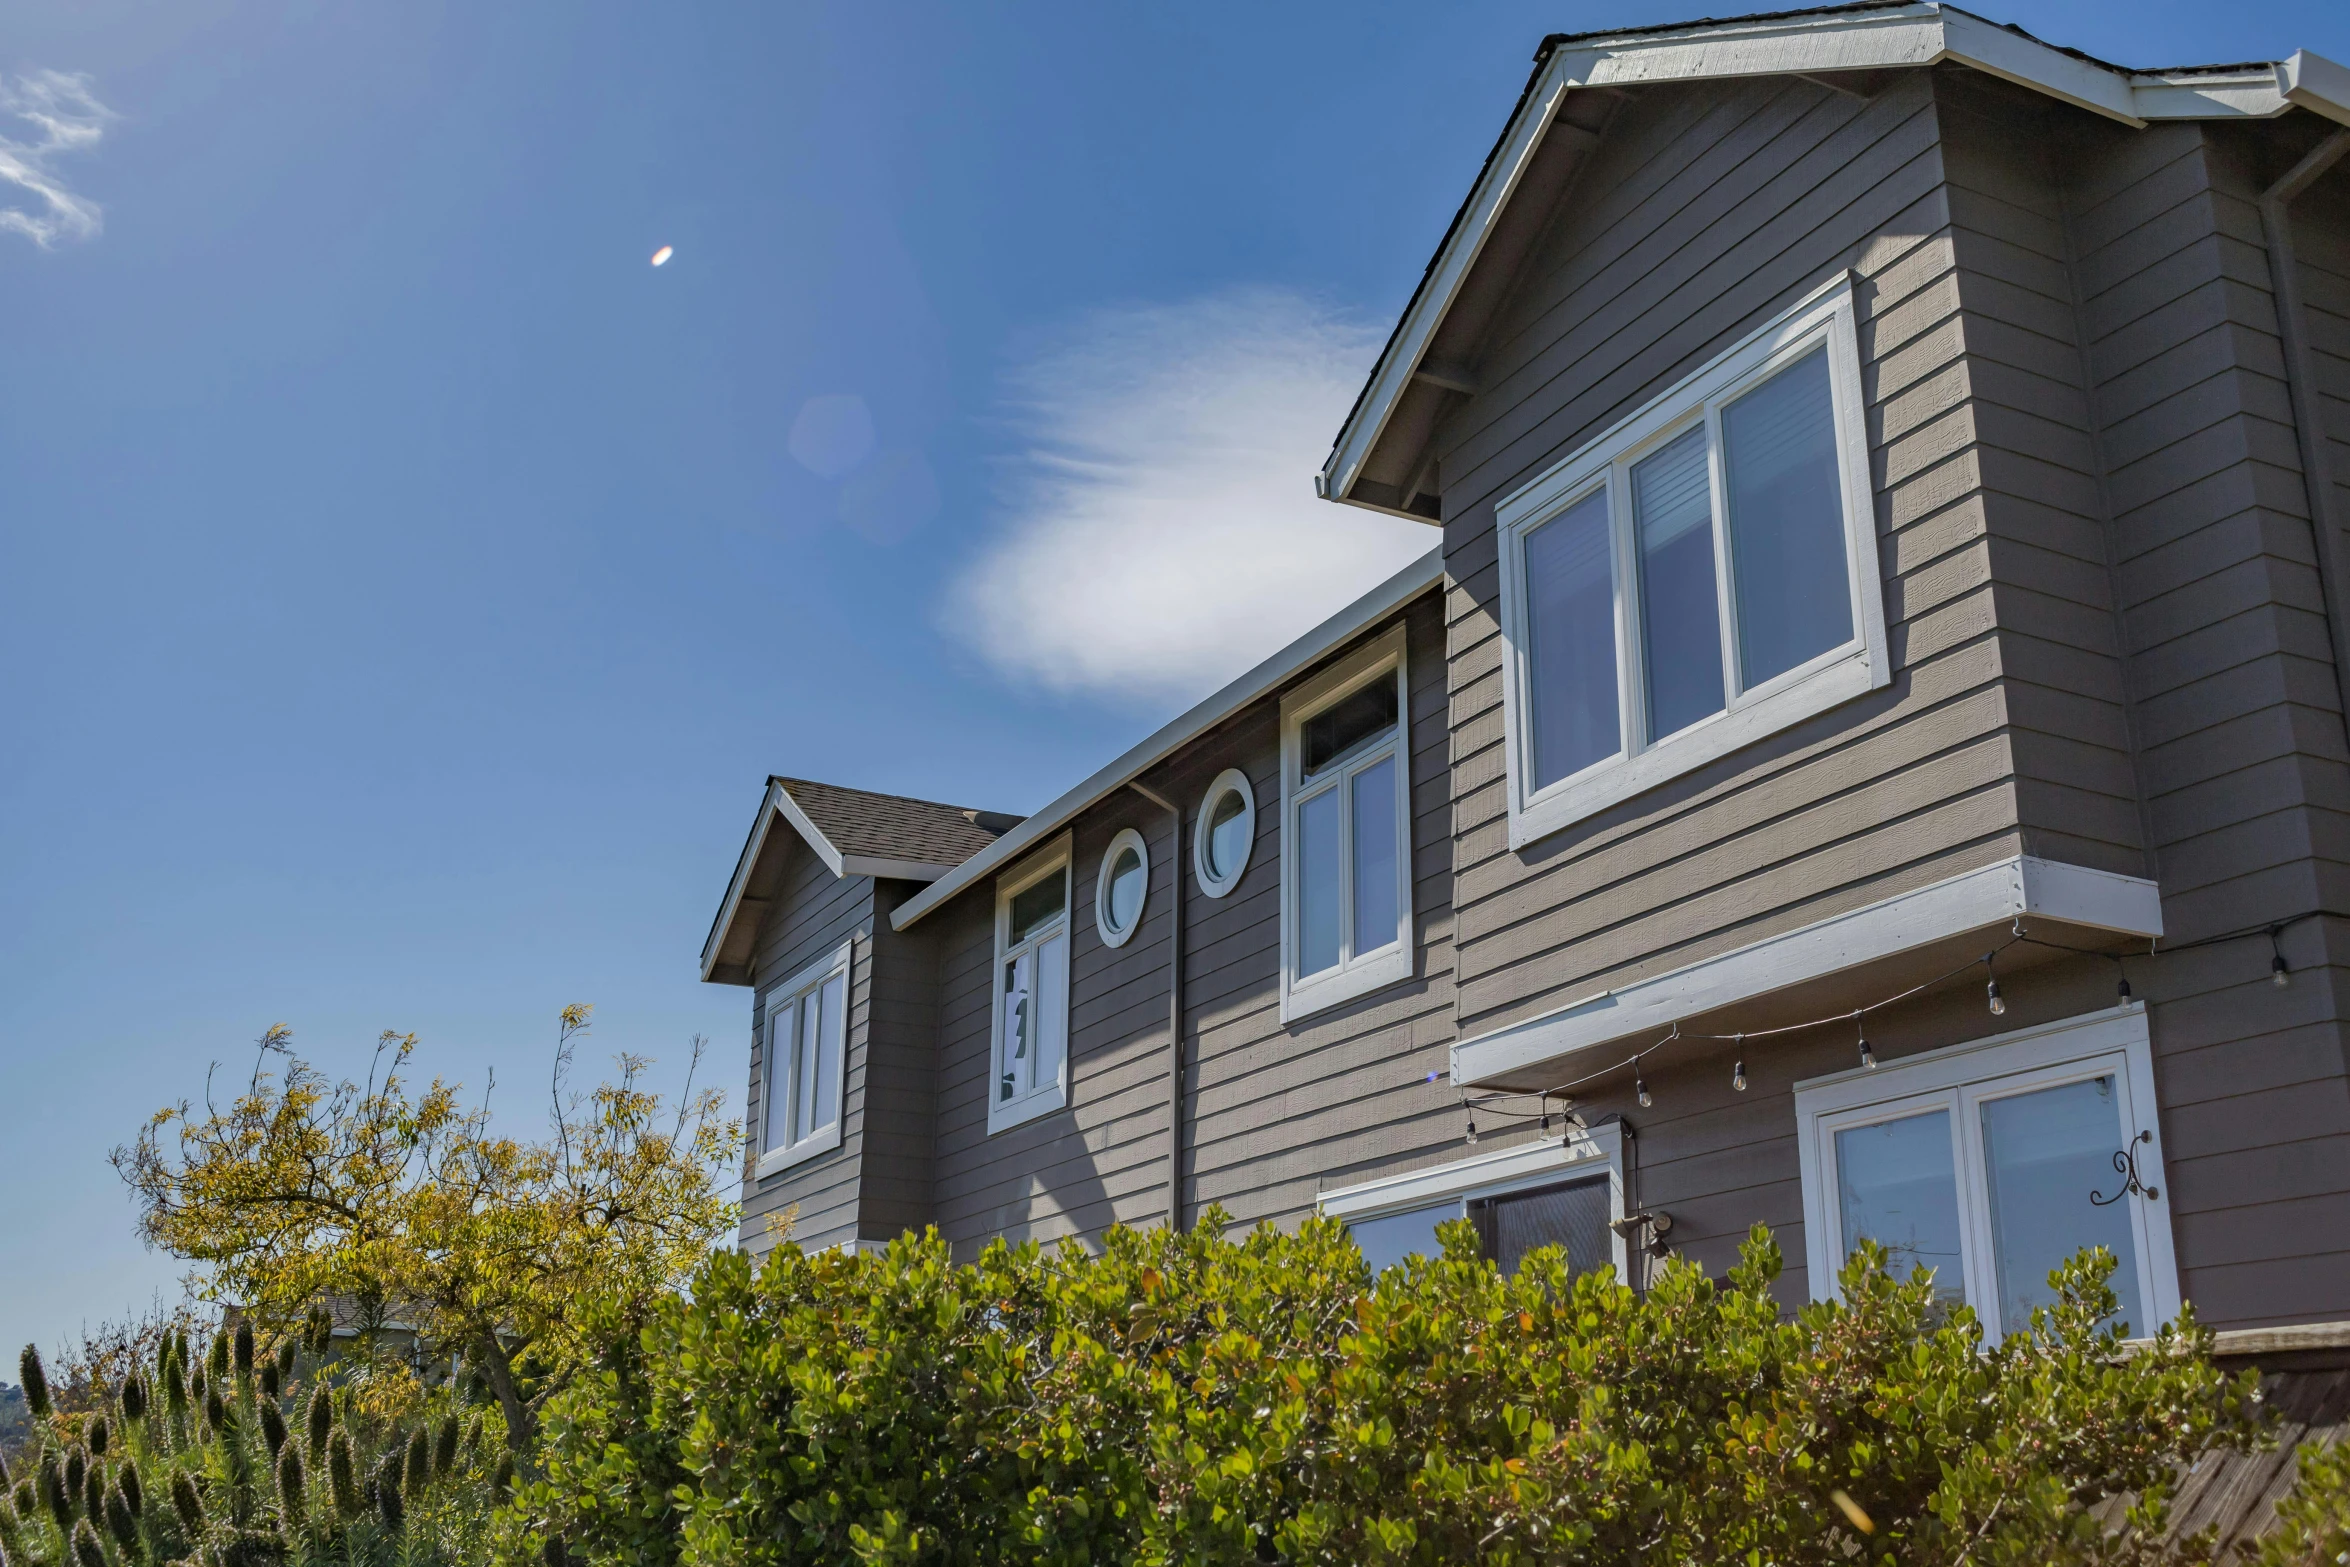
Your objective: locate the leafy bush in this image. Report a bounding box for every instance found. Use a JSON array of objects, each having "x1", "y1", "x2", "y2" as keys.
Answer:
[
  {"x1": 503, "y1": 1213, "x2": 2282, "y2": 1567},
  {"x1": 3, "y1": 1314, "x2": 509, "y2": 1567}
]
